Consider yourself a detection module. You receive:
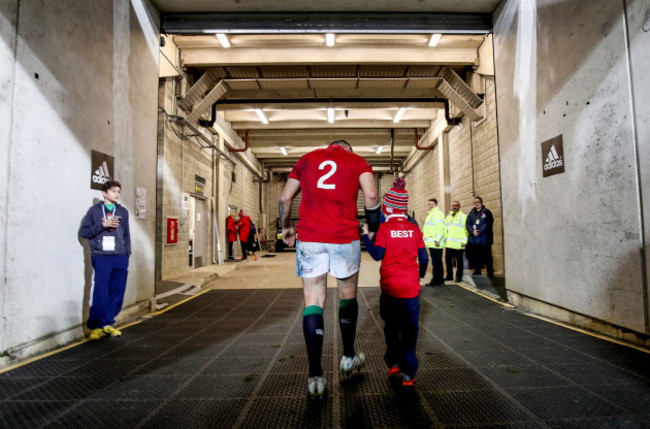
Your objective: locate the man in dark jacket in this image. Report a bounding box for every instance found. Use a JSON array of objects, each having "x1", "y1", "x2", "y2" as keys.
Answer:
[
  {"x1": 465, "y1": 196, "x2": 494, "y2": 277},
  {"x1": 80, "y1": 180, "x2": 131, "y2": 340}
]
